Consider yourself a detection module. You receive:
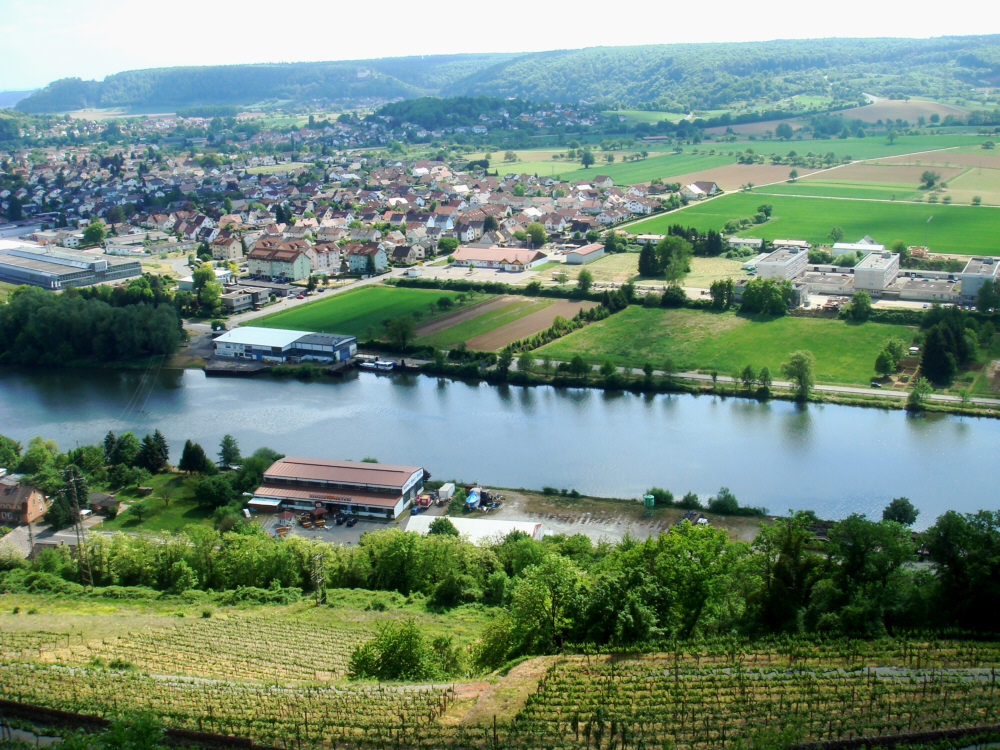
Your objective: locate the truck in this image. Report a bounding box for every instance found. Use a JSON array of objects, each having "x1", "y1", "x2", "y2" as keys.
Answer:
[{"x1": 436, "y1": 483, "x2": 456, "y2": 506}]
